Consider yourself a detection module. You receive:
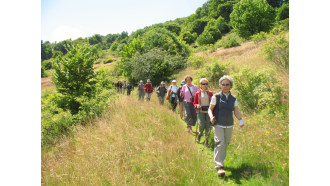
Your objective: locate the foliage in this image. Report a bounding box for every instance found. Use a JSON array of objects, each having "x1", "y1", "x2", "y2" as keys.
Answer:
[
  {"x1": 88, "y1": 34, "x2": 103, "y2": 45},
  {"x1": 187, "y1": 55, "x2": 206, "y2": 68},
  {"x1": 232, "y1": 67, "x2": 284, "y2": 112},
  {"x1": 215, "y1": 16, "x2": 230, "y2": 34},
  {"x1": 180, "y1": 31, "x2": 197, "y2": 45},
  {"x1": 197, "y1": 31, "x2": 214, "y2": 45},
  {"x1": 266, "y1": 0, "x2": 287, "y2": 8},
  {"x1": 230, "y1": 0, "x2": 276, "y2": 39},
  {"x1": 164, "y1": 23, "x2": 181, "y2": 35},
  {"x1": 41, "y1": 40, "x2": 53, "y2": 60},
  {"x1": 251, "y1": 31, "x2": 267, "y2": 43},
  {"x1": 215, "y1": 32, "x2": 242, "y2": 48},
  {"x1": 42, "y1": 67, "x2": 117, "y2": 146},
  {"x1": 142, "y1": 28, "x2": 190, "y2": 58},
  {"x1": 41, "y1": 65, "x2": 47, "y2": 77},
  {"x1": 128, "y1": 48, "x2": 185, "y2": 85},
  {"x1": 52, "y1": 44, "x2": 97, "y2": 114},
  {"x1": 262, "y1": 34, "x2": 289, "y2": 69},
  {"x1": 196, "y1": 62, "x2": 228, "y2": 88},
  {"x1": 276, "y1": 2, "x2": 289, "y2": 21},
  {"x1": 110, "y1": 41, "x2": 119, "y2": 51},
  {"x1": 53, "y1": 39, "x2": 72, "y2": 56},
  {"x1": 190, "y1": 19, "x2": 208, "y2": 35}
]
